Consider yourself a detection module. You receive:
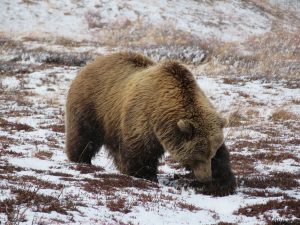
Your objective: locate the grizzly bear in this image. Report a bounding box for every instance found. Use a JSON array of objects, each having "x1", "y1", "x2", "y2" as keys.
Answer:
[{"x1": 65, "y1": 52, "x2": 236, "y2": 195}]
